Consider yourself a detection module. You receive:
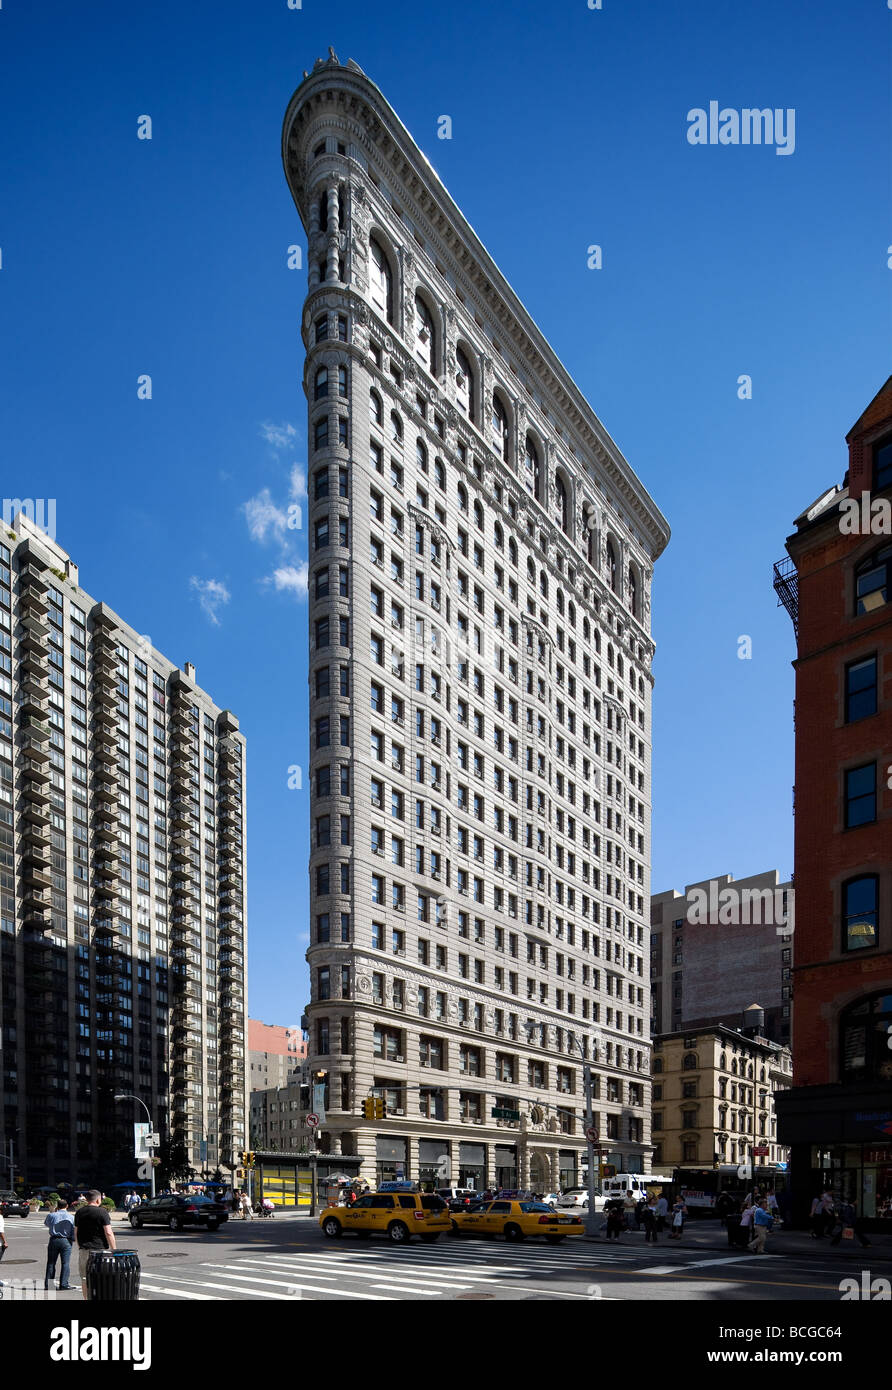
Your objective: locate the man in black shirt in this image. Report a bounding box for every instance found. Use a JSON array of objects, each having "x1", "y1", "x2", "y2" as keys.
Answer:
[{"x1": 74, "y1": 1190, "x2": 117, "y2": 1300}]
